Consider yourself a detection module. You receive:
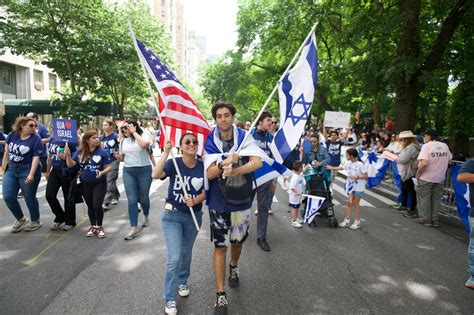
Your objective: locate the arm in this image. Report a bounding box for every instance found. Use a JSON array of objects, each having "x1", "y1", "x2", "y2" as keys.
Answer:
[
  {"x1": 223, "y1": 155, "x2": 263, "y2": 177},
  {"x1": 152, "y1": 141, "x2": 171, "y2": 179},
  {"x1": 127, "y1": 124, "x2": 150, "y2": 149},
  {"x1": 319, "y1": 148, "x2": 330, "y2": 167},
  {"x1": 207, "y1": 153, "x2": 239, "y2": 180},
  {"x1": 2, "y1": 145, "x2": 9, "y2": 172},
  {"x1": 41, "y1": 137, "x2": 50, "y2": 144},
  {"x1": 45, "y1": 156, "x2": 53, "y2": 179},
  {"x1": 65, "y1": 147, "x2": 77, "y2": 168},
  {"x1": 25, "y1": 156, "x2": 40, "y2": 184},
  {"x1": 97, "y1": 164, "x2": 112, "y2": 179},
  {"x1": 457, "y1": 173, "x2": 474, "y2": 183},
  {"x1": 415, "y1": 159, "x2": 429, "y2": 179},
  {"x1": 396, "y1": 148, "x2": 412, "y2": 165},
  {"x1": 184, "y1": 191, "x2": 206, "y2": 208}
]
